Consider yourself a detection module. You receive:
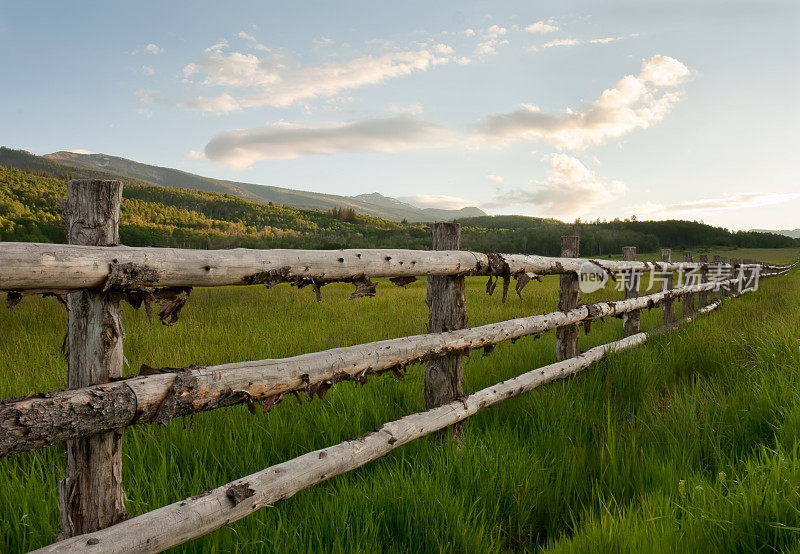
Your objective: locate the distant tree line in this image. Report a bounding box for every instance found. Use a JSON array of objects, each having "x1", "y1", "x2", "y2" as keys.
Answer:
[{"x1": 1, "y1": 165, "x2": 797, "y2": 255}]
